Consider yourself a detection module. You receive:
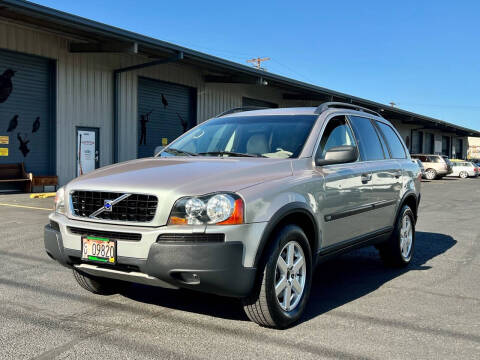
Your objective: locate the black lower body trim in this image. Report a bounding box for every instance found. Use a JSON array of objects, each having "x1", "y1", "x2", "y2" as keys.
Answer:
[
  {"x1": 44, "y1": 224, "x2": 256, "y2": 298},
  {"x1": 324, "y1": 200, "x2": 397, "y2": 222},
  {"x1": 146, "y1": 241, "x2": 256, "y2": 297},
  {"x1": 317, "y1": 226, "x2": 393, "y2": 262}
]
